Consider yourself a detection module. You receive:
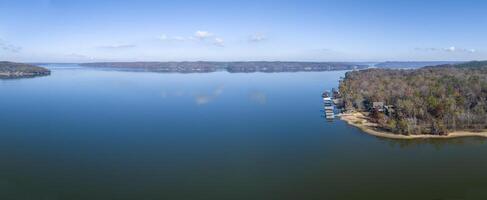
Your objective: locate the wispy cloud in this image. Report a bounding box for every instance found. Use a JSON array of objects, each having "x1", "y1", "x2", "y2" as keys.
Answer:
[
  {"x1": 312, "y1": 48, "x2": 334, "y2": 53},
  {"x1": 0, "y1": 39, "x2": 21, "y2": 53},
  {"x1": 98, "y1": 44, "x2": 136, "y2": 49},
  {"x1": 415, "y1": 46, "x2": 476, "y2": 53},
  {"x1": 194, "y1": 31, "x2": 213, "y2": 40},
  {"x1": 158, "y1": 34, "x2": 187, "y2": 41},
  {"x1": 158, "y1": 34, "x2": 169, "y2": 40},
  {"x1": 172, "y1": 36, "x2": 186, "y2": 41},
  {"x1": 213, "y1": 37, "x2": 225, "y2": 47},
  {"x1": 65, "y1": 53, "x2": 95, "y2": 60},
  {"x1": 249, "y1": 33, "x2": 267, "y2": 42},
  {"x1": 159, "y1": 31, "x2": 225, "y2": 47}
]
